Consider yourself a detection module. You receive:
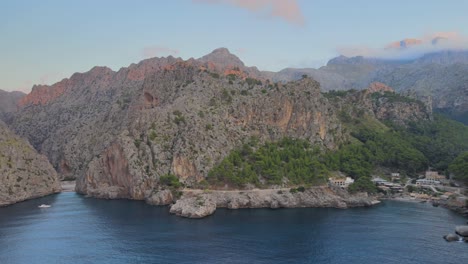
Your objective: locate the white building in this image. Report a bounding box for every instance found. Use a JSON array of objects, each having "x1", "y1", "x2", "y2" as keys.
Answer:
[{"x1": 329, "y1": 177, "x2": 354, "y2": 188}]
